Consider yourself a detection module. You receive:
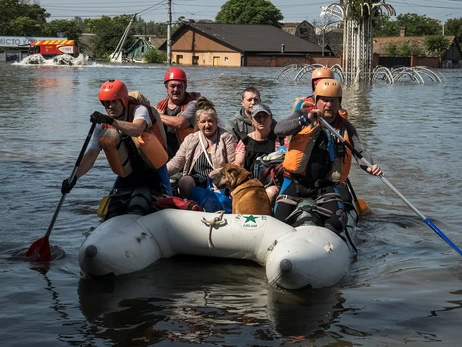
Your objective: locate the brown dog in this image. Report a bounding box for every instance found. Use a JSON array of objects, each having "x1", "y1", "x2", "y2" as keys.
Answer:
[{"x1": 210, "y1": 163, "x2": 272, "y2": 215}]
